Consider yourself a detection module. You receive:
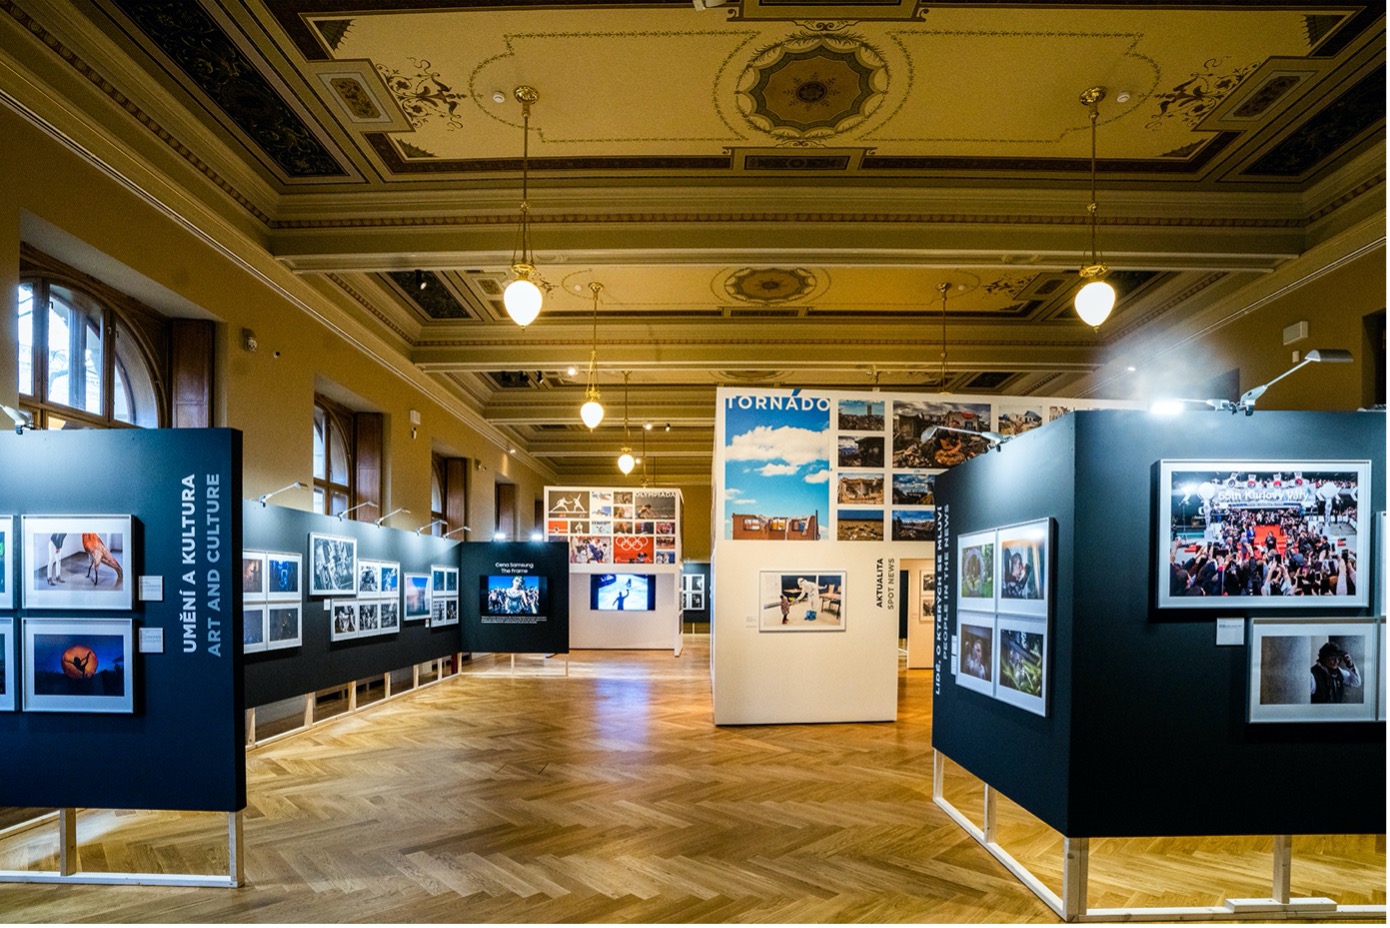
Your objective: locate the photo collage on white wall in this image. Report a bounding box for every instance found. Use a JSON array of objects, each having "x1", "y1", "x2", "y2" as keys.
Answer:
[
  {"x1": 719, "y1": 387, "x2": 1135, "y2": 544},
  {"x1": 546, "y1": 487, "x2": 681, "y2": 565},
  {"x1": 954, "y1": 519, "x2": 1052, "y2": 717}
]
